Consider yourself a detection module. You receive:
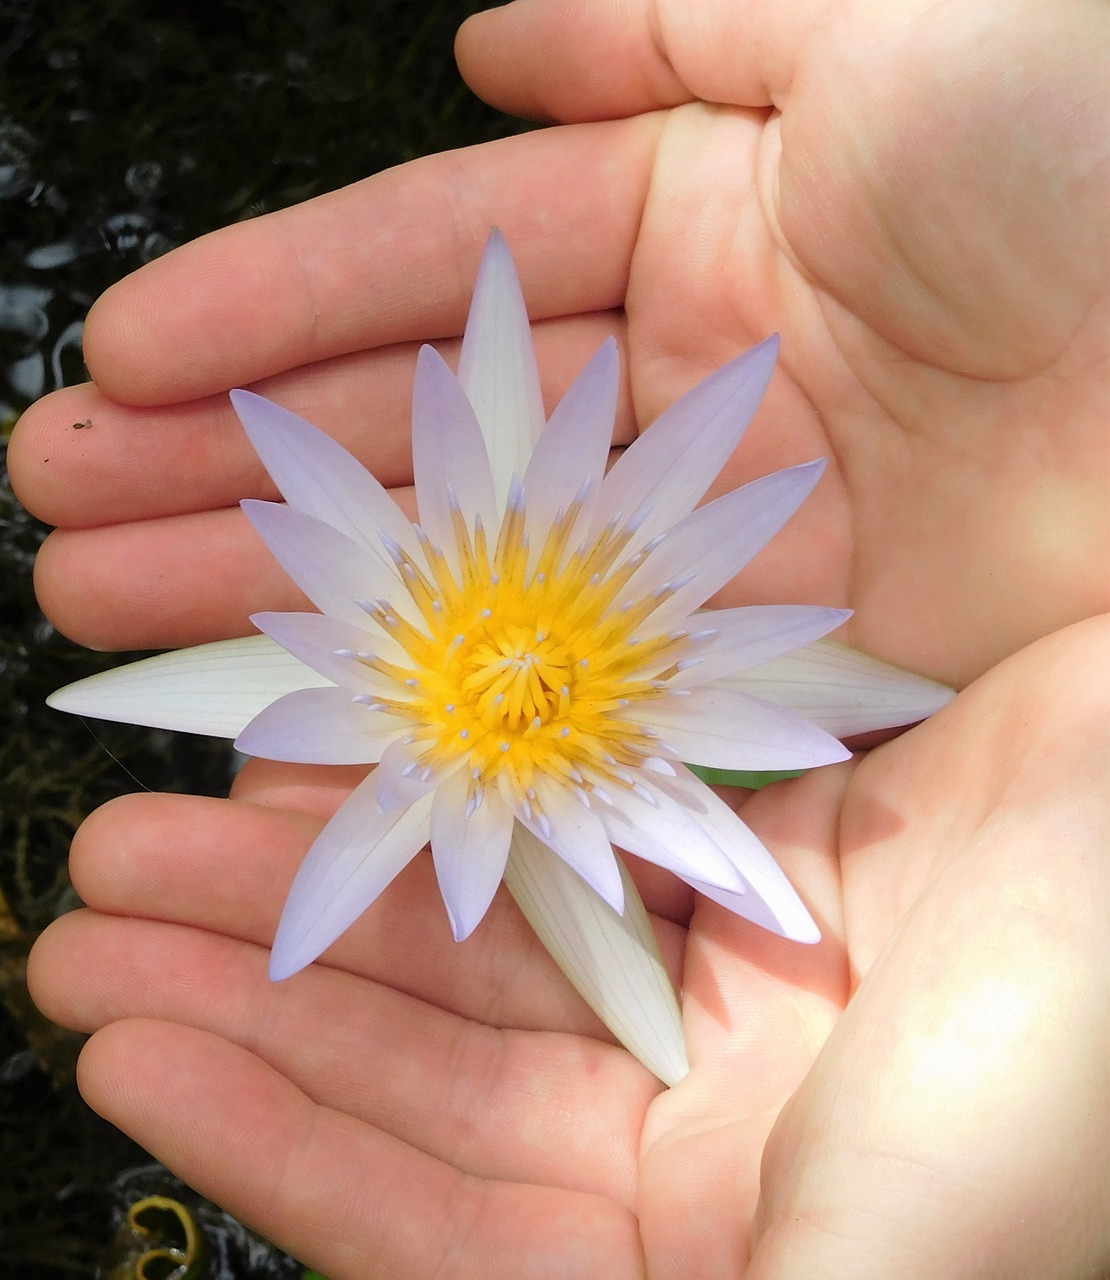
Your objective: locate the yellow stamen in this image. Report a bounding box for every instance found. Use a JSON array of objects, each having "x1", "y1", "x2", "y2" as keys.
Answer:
[{"x1": 360, "y1": 482, "x2": 693, "y2": 798}]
